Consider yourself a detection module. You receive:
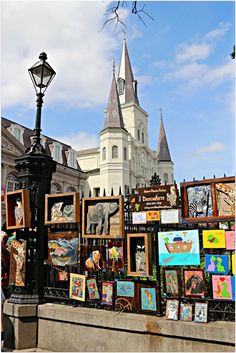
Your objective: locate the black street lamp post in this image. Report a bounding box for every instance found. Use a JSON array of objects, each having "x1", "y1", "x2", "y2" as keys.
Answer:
[{"x1": 9, "y1": 53, "x2": 57, "y2": 304}]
